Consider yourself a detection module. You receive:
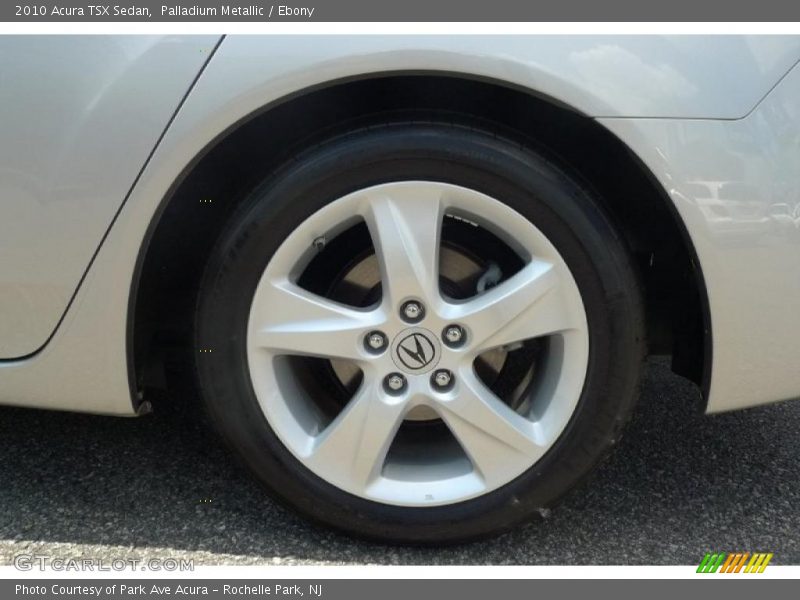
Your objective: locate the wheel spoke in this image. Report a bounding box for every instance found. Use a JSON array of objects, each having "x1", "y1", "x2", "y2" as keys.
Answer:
[
  {"x1": 437, "y1": 370, "x2": 545, "y2": 484},
  {"x1": 447, "y1": 260, "x2": 582, "y2": 351},
  {"x1": 306, "y1": 378, "x2": 407, "y2": 490},
  {"x1": 252, "y1": 278, "x2": 381, "y2": 361},
  {"x1": 362, "y1": 185, "x2": 444, "y2": 307},
  {"x1": 246, "y1": 180, "x2": 592, "y2": 507}
]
